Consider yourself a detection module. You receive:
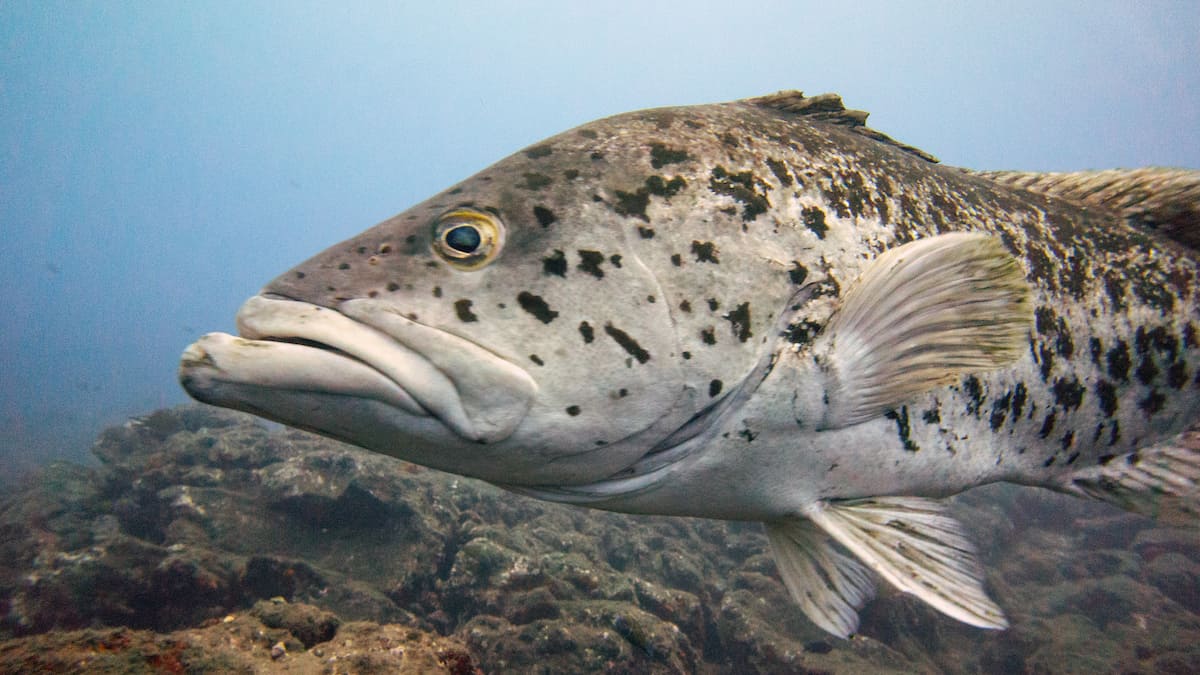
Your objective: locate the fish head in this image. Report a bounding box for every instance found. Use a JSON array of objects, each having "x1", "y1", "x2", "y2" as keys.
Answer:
[{"x1": 180, "y1": 123, "x2": 693, "y2": 486}]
